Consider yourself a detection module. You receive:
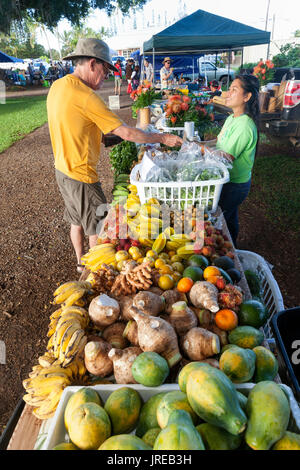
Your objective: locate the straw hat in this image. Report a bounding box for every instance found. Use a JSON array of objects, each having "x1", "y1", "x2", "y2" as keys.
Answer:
[
  {"x1": 63, "y1": 38, "x2": 118, "y2": 71},
  {"x1": 162, "y1": 57, "x2": 173, "y2": 64}
]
